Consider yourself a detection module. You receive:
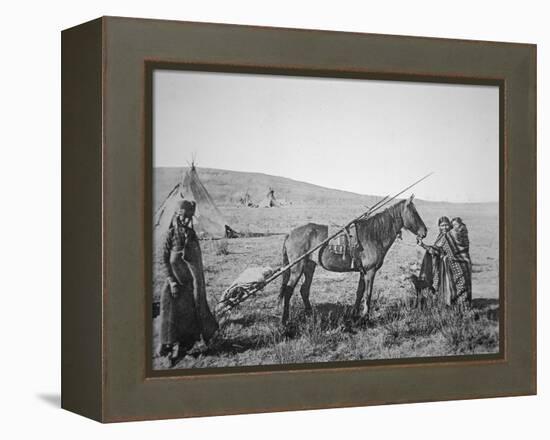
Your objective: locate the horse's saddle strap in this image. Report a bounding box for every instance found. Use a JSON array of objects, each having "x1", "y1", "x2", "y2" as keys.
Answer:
[
  {"x1": 346, "y1": 223, "x2": 362, "y2": 250},
  {"x1": 328, "y1": 224, "x2": 362, "y2": 257}
]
